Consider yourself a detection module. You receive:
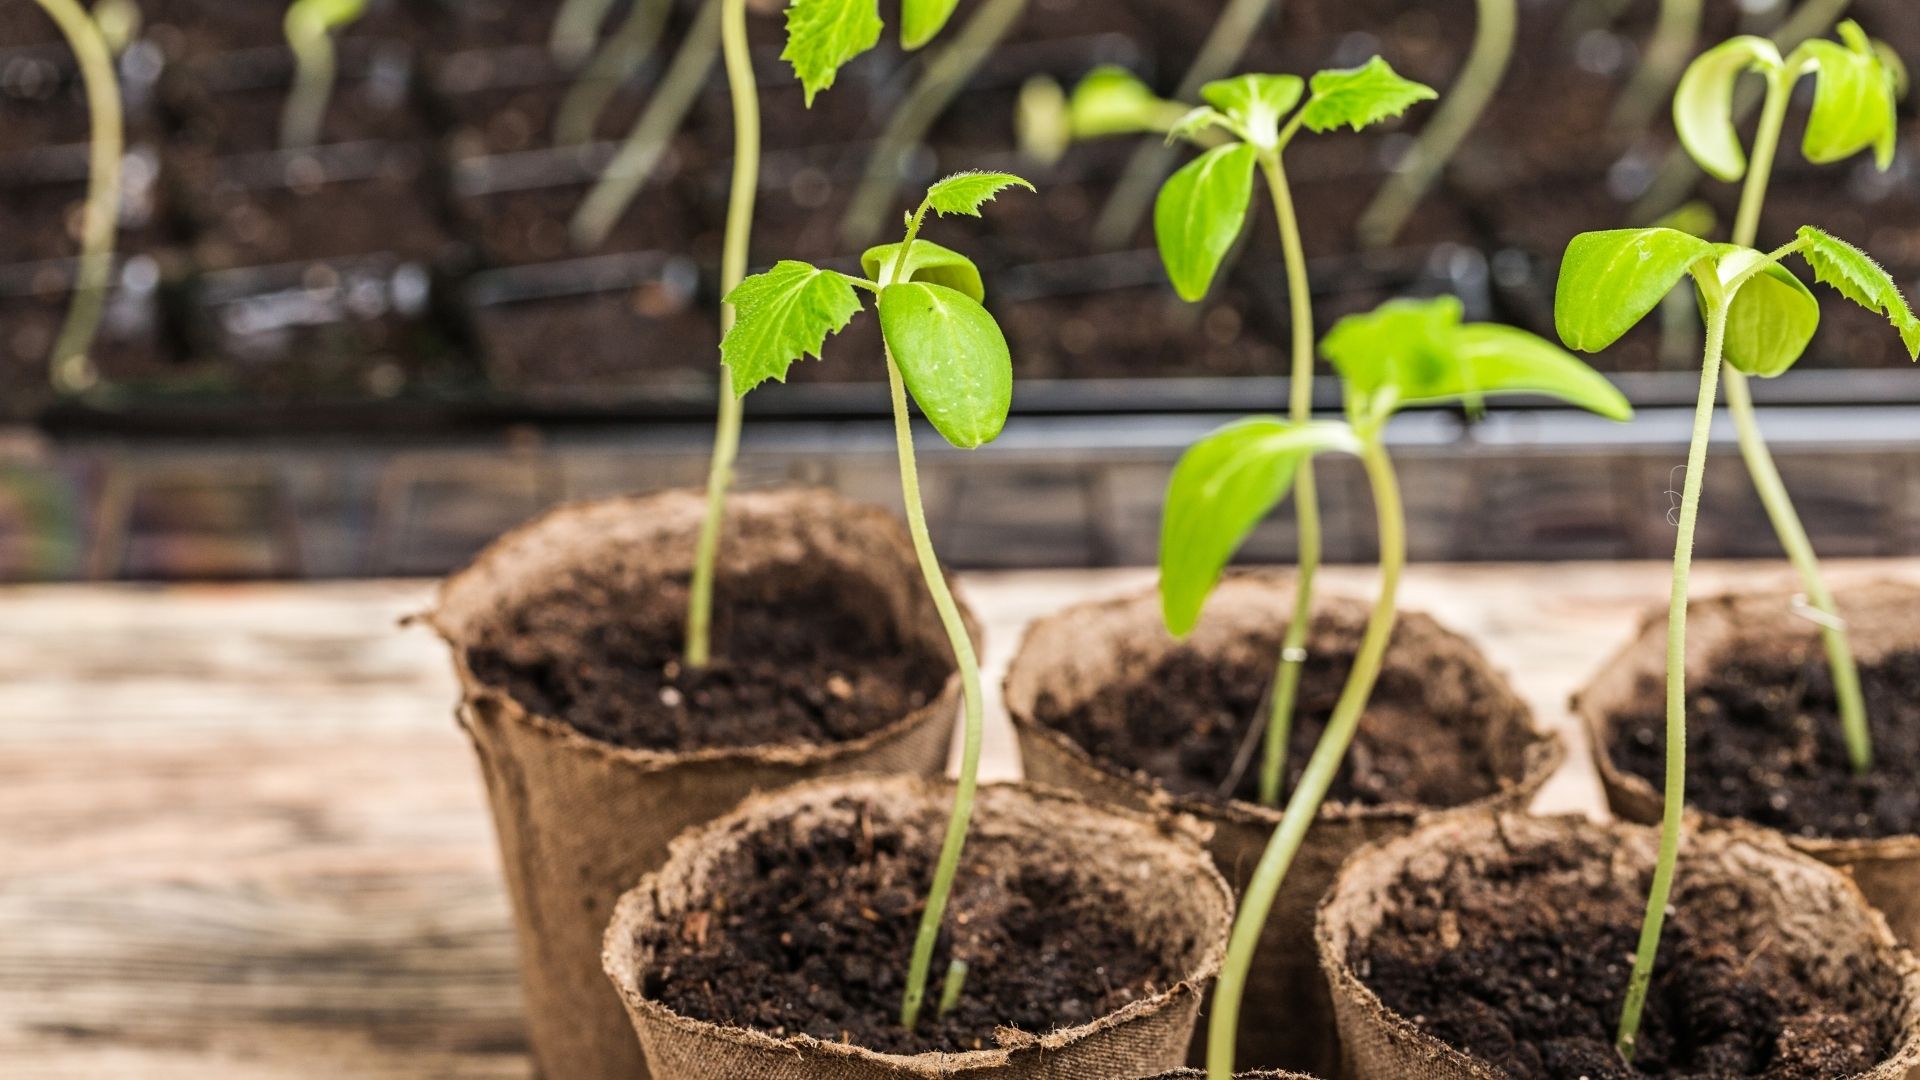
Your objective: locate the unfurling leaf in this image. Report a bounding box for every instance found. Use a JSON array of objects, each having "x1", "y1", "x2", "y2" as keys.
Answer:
[
  {"x1": 1159, "y1": 419, "x2": 1362, "y2": 637},
  {"x1": 900, "y1": 0, "x2": 959, "y2": 49},
  {"x1": 1801, "y1": 24, "x2": 1900, "y2": 169},
  {"x1": 924, "y1": 171, "x2": 1036, "y2": 218},
  {"x1": 861, "y1": 239, "x2": 985, "y2": 299},
  {"x1": 1155, "y1": 142, "x2": 1258, "y2": 302},
  {"x1": 782, "y1": 0, "x2": 882, "y2": 107},
  {"x1": 722, "y1": 261, "x2": 864, "y2": 395},
  {"x1": 878, "y1": 282, "x2": 1012, "y2": 449},
  {"x1": 1555, "y1": 228, "x2": 1717, "y2": 352},
  {"x1": 1714, "y1": 247, "x2": 1819, "y2": 377},
  {"x1": 1672, "y1": 36, "x2": 1781, "y2": 182},
  {"x1": 1199, "y1": 73, "x2": 1303, "y2": 145},
  {"x1": 1299, "y1": 56, "x2": 1437, "y2": 133},
  {"x1": 1796, "y1": 226, "x2": 1920, "y2": 359}
]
